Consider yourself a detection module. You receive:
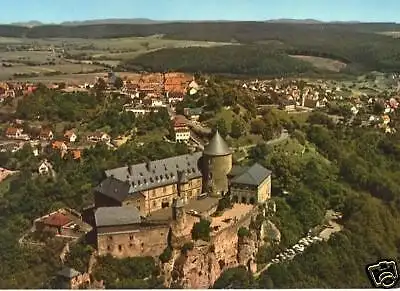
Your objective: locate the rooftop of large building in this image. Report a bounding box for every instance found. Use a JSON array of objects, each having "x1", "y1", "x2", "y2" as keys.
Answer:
[
  {"x1": 203, "y1": 130, "x2": 232, "y2": 156},
  {"x1": 230, "y1": 163, "x2": 271, "y2": 186},
  {"x1": 95, "y1": 206, "x2": 141, "y2": 227},
  {"x1": 96, "y1": 152, "x2": 203, "y2": 201}
]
